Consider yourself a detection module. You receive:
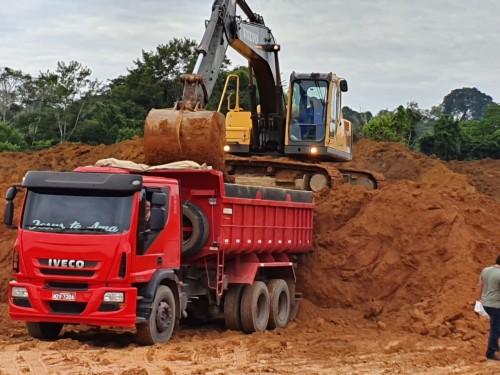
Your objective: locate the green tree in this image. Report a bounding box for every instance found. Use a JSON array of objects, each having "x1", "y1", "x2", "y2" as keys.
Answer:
[
  {"x1": 0, "y1": 67, "x2": 32, "y2": 122},
  {"x1": 361, "y1": 104, "x2": 422, "y2": 146},
  {"x1": 37, "y1": 61, "x2": 102, "y2": 143},
  {"x1": 441, "y1": 87, "x2": 493, "y2": 121},
  {"x1": 419, "y1": 116, "x2": 462, "y2": 160},
  {"x1": 110, "y1": 38, "x2": 198, "y2": 111},
  {"x1": 459, "y1": 103, "x2": 500, "y2": 159},
  {"x1": 0, "y1": 121, "x2": 27, "y2": 151}
]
